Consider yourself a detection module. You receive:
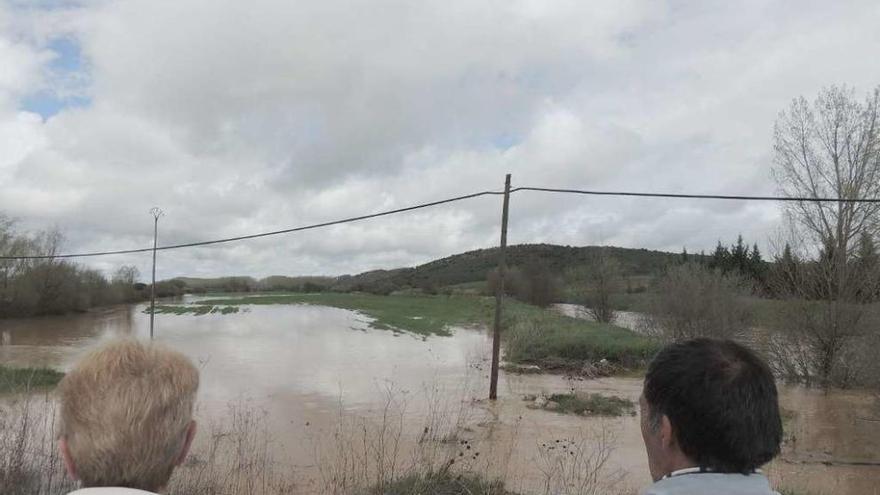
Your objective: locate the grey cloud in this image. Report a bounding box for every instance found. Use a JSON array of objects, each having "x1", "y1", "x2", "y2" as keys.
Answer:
[{"x1": 0, "y1": 0, "x2": 878, "y2": 279}]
